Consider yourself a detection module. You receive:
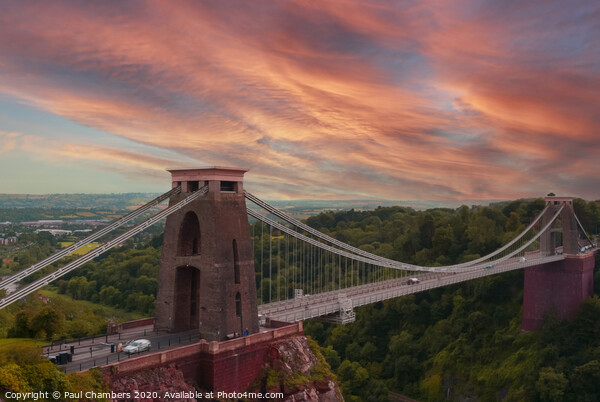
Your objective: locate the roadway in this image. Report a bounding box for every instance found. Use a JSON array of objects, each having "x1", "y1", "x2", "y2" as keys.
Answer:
[{"x1": 44, "y1": 325, "x2": 202, "y2": 373}]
